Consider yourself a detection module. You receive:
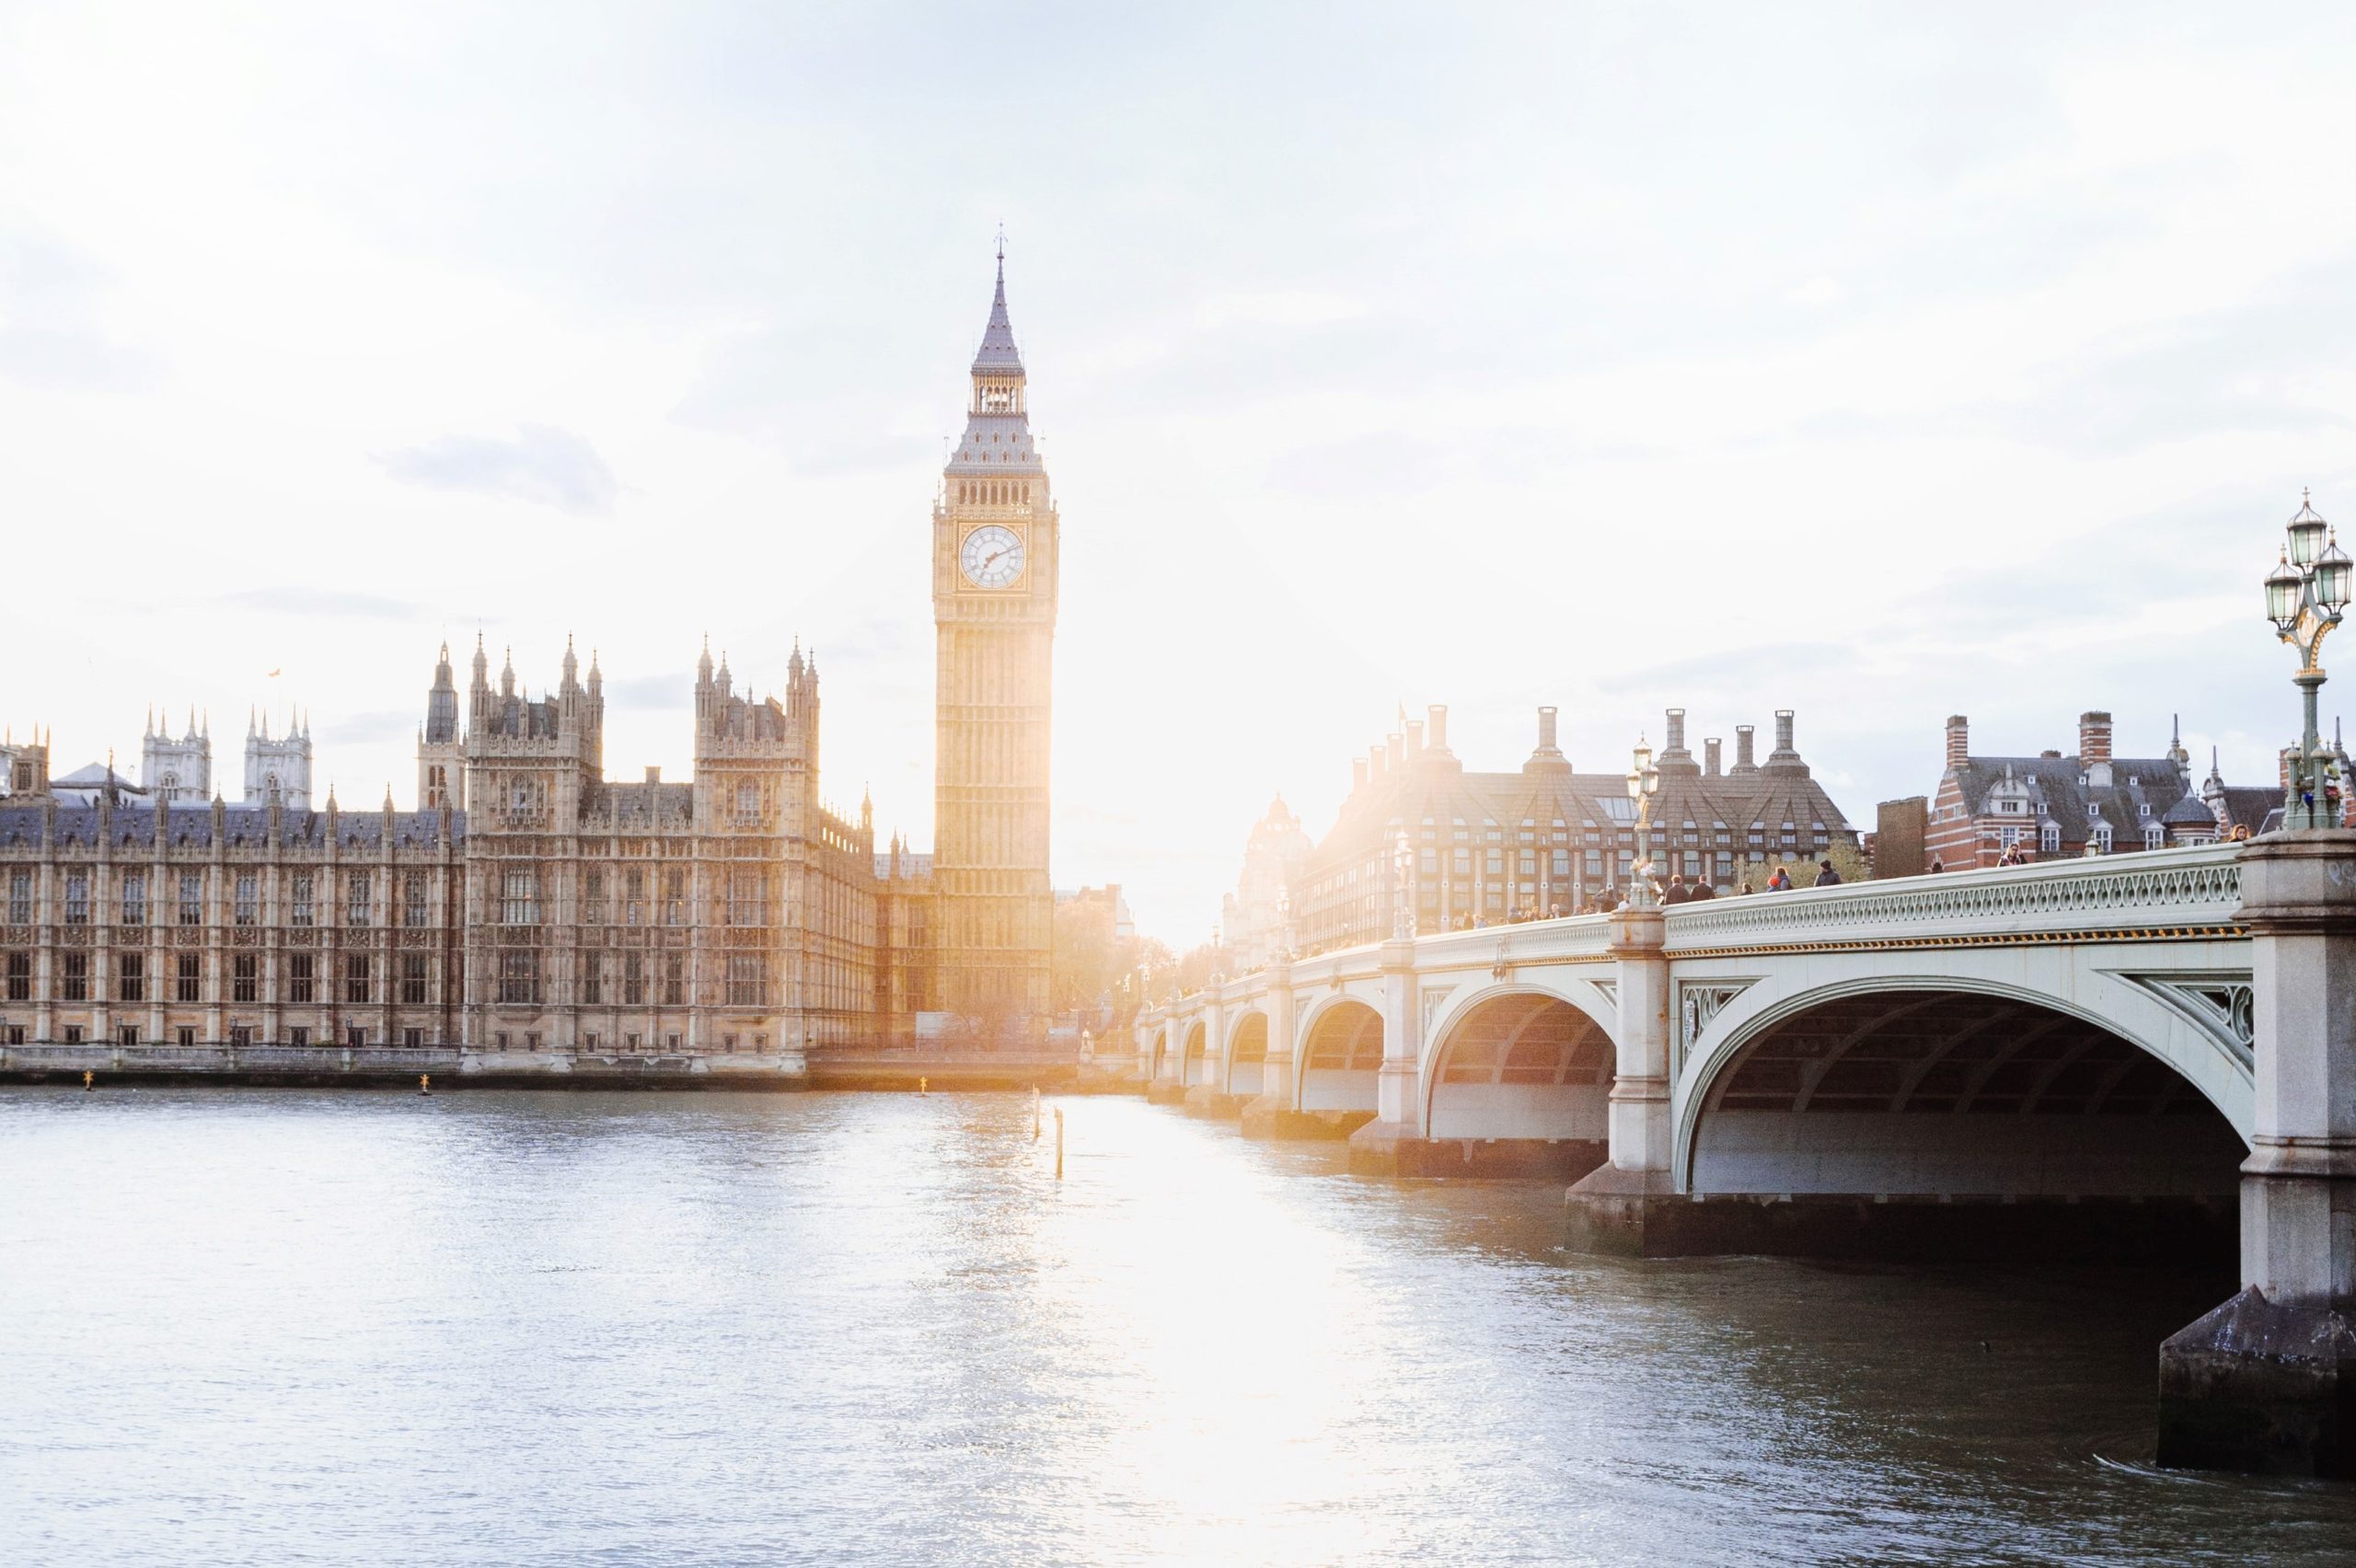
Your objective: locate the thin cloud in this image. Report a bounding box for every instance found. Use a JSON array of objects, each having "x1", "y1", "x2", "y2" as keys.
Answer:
[
  {"x1": 0, "y1": 226, "x2": 155, "y2": 392},
  {"x1": 378, "y1": 424, "x2": 619, "y2": 515},
  {"x1": 213, "y1": 587, "x2": 425, "y2": 619}
]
